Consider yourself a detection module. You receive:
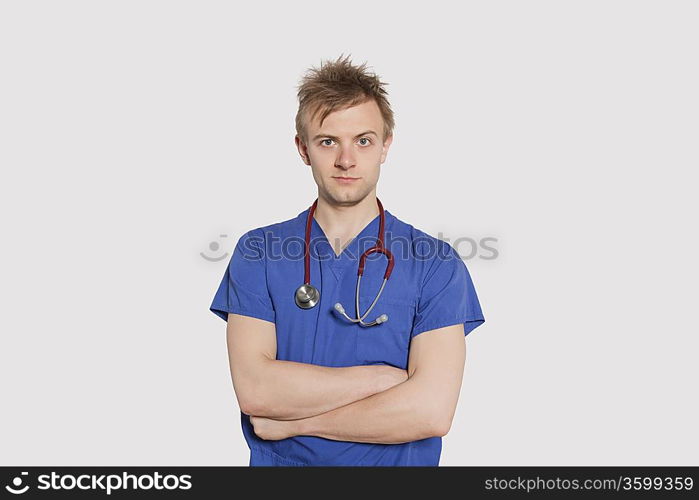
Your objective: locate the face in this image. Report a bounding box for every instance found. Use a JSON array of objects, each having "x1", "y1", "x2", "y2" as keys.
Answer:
[{"x1": 296, "y1": 99, "x2": 393, "y2": 207}]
